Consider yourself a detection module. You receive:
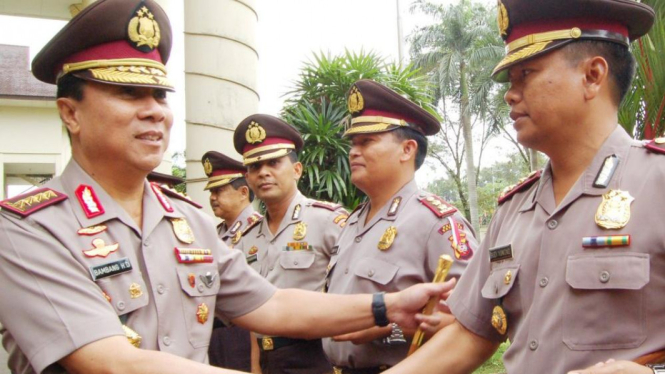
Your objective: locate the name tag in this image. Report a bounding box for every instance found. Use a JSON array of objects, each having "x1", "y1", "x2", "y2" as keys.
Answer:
[
  {"x1": 90, "y1": 257, "x2": 132, "y2": 280},
  {"x1": 489, "y1": 244, "x2": 513, "y2": 263}
]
